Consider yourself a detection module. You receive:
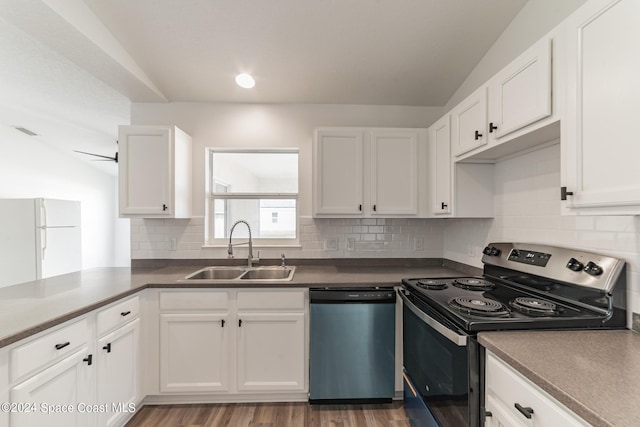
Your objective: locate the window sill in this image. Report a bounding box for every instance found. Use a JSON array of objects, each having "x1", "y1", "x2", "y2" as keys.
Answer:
[{"x1": 202, "y1": 244, "x2": 302, "y2": 249}]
